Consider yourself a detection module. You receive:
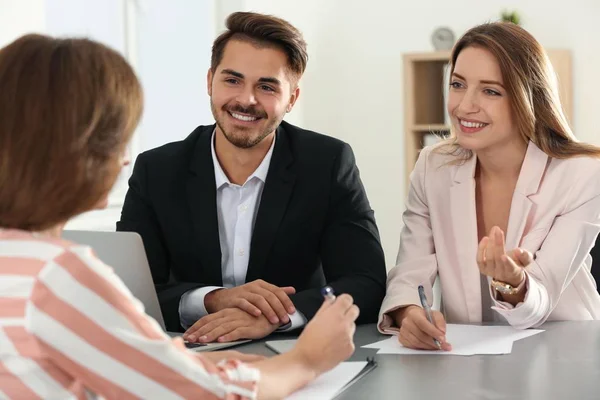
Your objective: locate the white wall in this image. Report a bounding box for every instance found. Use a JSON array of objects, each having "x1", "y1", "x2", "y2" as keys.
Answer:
[
  {"x1": 136, "y1": 0, "x2": 216, "y2": 152},
  {"x1": 0, "y1": 0, "x2": 45, "y2": 47},
  {"x1": 218, "y1": 0, "x2": 600, "y2": 268},
  {"x1": 45, "y1": 0, "x2": 125, "y2": 52}
]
